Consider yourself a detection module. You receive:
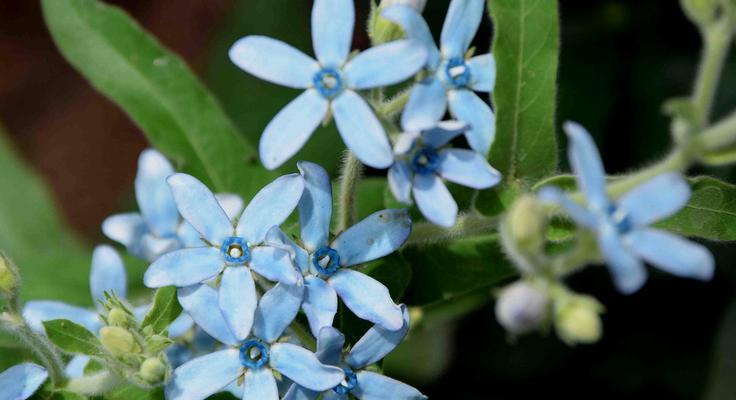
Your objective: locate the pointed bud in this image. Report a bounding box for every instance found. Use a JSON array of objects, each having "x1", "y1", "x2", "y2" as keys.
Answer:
[
  {"x1": 495, "y1": 281, "x2": 548, "y2": 335},
  {"x1": 369, "y1": 2, "x2": 411, "y2": 45},
  {"x1": 145, "y1": 334, "x2": 174, "y2": 354},
  {"x1": 0, "y1": 253, "x2": 19, "y2": 295},
  {"x1": 100, "y1": 326, "x2": 136, "y2": 357},
  {"x1": 507, "y1": 195, "x2": 547, "y2": 254},
  {"x1": 107, "y1": 308, "x2": 131, "y2": 328},
  {"x1": 139, "y1": 357, "x2": 167, "y2": 384},
  {"x1": 555, "y1": 296, "x2": 603, "y2": 345}
]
